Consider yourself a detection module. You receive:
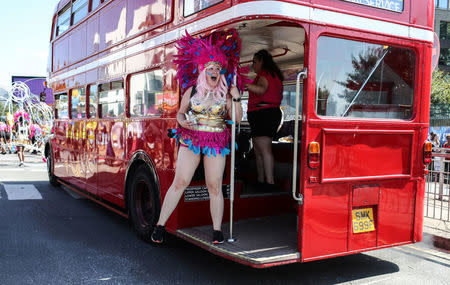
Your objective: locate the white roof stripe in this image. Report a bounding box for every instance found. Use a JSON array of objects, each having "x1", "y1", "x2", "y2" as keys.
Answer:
[{"x1": 50, "y1": 1, "x2": 433, "y2": 83}]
